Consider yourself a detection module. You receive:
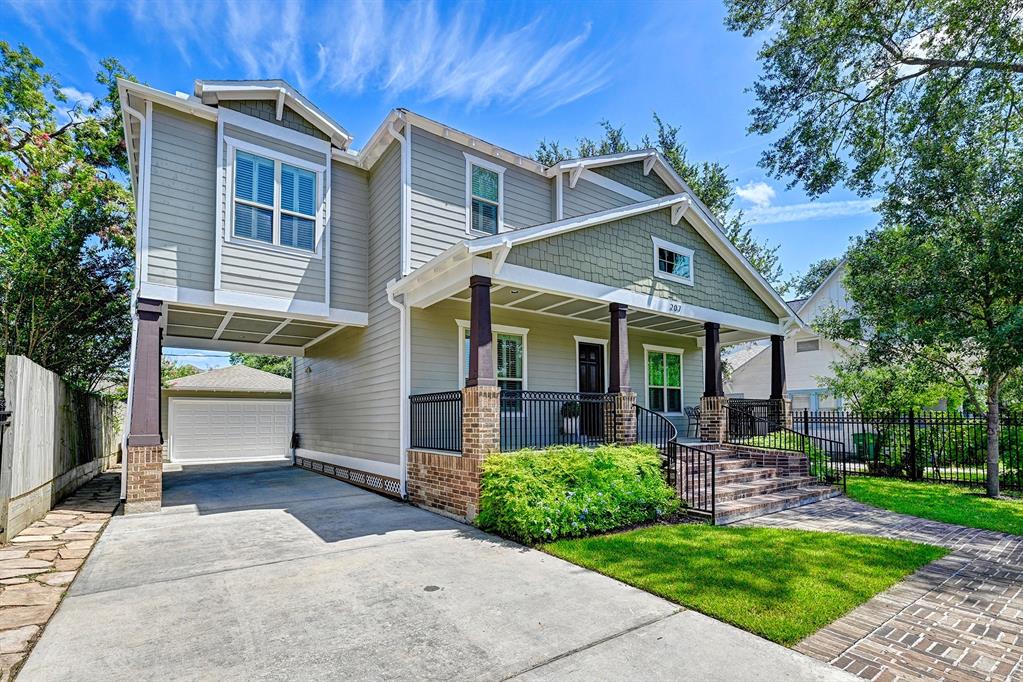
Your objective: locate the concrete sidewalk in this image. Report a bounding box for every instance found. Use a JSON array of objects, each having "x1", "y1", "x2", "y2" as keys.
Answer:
[{"x1": 20, "y1": 461, "x2": 850, "y2": 681}]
